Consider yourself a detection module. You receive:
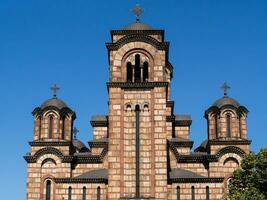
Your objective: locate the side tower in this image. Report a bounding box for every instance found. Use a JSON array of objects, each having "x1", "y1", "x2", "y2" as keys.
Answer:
[
  {"x1": 106, "y1": 9, "x2": 173, "y2": 199},
  {"x1": 25, "y1": 86, "x2": 76, "y2": 200}
]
